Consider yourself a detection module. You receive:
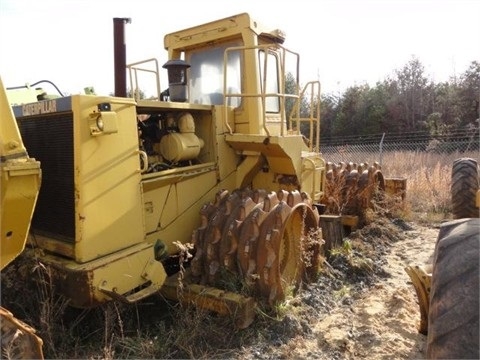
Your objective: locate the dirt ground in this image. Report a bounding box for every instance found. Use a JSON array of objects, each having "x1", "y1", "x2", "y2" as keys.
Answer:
[
  {"x1": 308, "y1": 222, "x2": 437, "y2": 359},
  {"x1": 236, "y1": 217, "x2": 440, "y2": 360}
]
